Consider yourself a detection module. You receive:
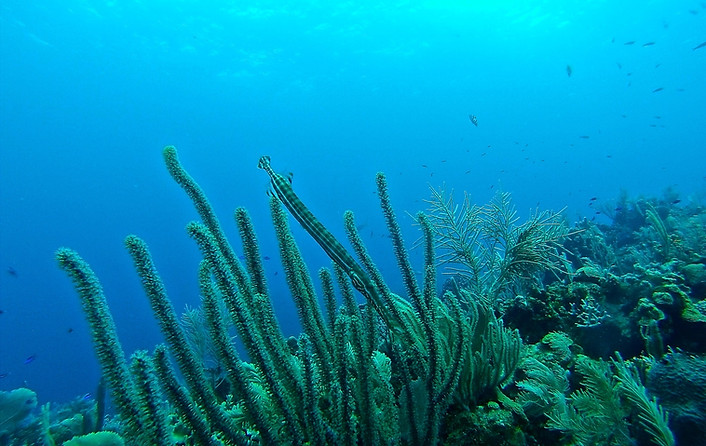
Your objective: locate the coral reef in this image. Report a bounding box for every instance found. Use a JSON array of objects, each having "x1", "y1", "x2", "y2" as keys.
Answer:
[
  {"x1": 498, "y1": 190, "x2": 706, "y2": 364},
  {"x1": 0, "y1": 389, "x2": 105, "y2": 446},
  {"x1": 21, "y1": 150, "x2": 699, "y2": 445},
  {"x1": 52, "y1": 147, "x2": 526, "y2": 445}
]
